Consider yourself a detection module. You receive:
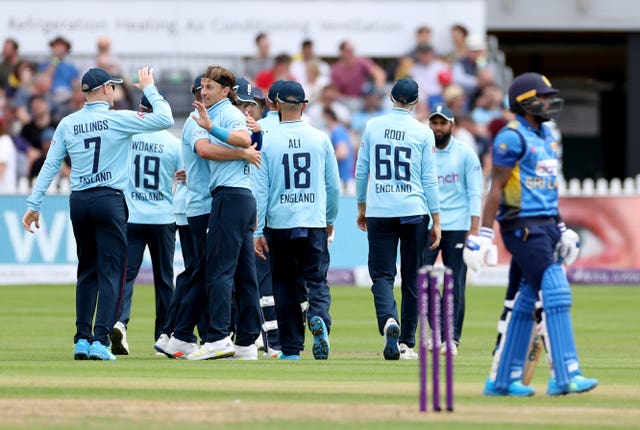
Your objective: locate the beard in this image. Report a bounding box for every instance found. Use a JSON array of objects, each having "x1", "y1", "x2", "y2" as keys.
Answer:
[{"x1": 435, "y1": 131, "x2": 452, "y2": 149}]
